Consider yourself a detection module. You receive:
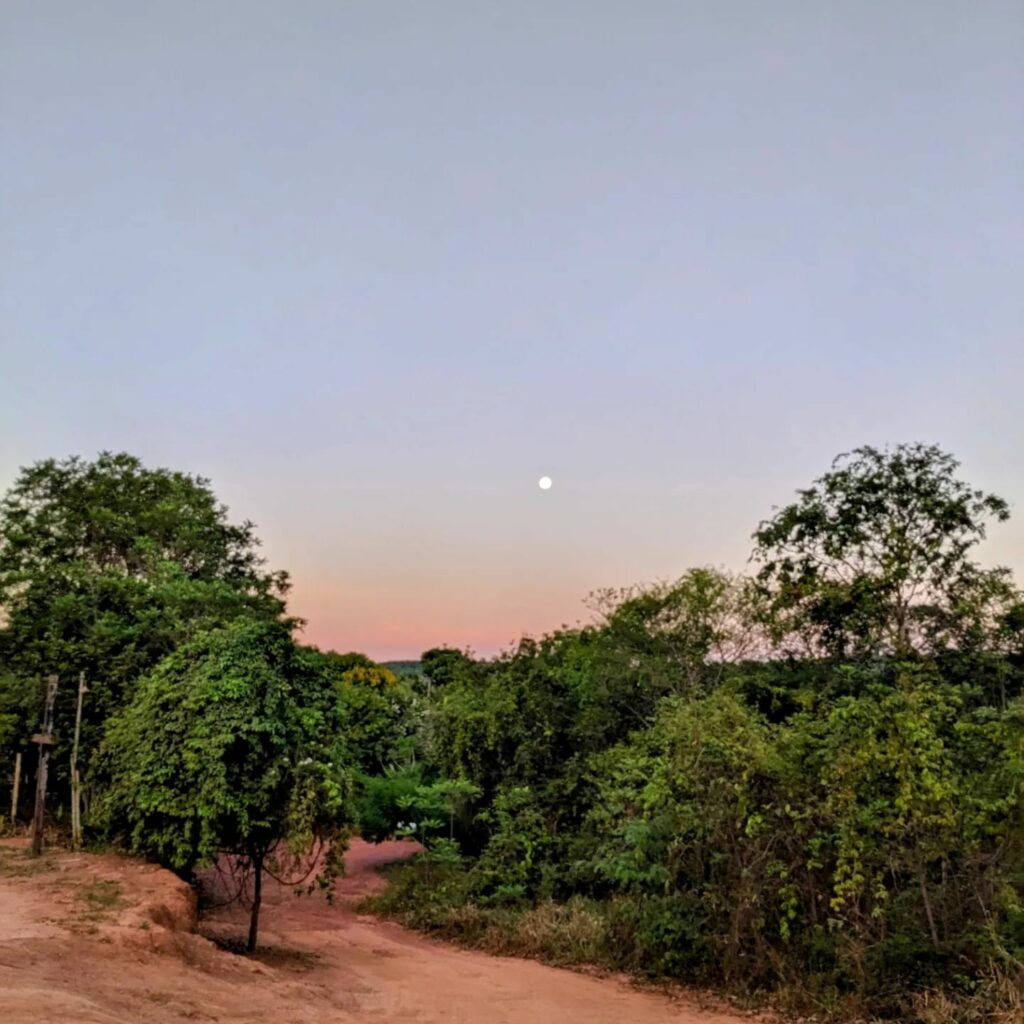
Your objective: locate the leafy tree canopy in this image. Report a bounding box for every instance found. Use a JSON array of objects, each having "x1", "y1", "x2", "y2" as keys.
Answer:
[
  {"x1": 420, "y1": 647, "x2": 474, "y2": 693},
  {"x1": 752, "y1": 443, "x2": 1013, "y2": 658},
  {"x1": 302, "y1": 646, "x2": 419, "y2": 776},
  {"x1": 0, "y1": 452, "x2": 290, "y2": 771},
  {"x1": 94, "y1": 618, "x2": 353, "y2": 950}
]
